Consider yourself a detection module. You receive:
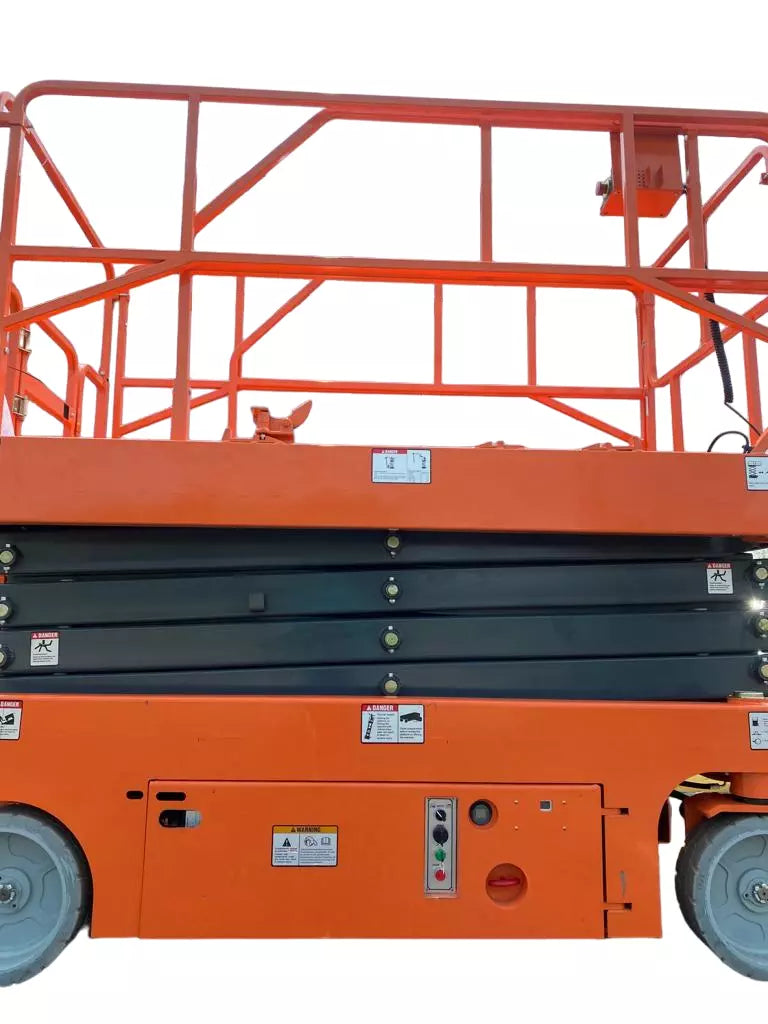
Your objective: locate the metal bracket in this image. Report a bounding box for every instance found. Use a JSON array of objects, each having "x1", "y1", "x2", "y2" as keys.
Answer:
[
  {"x1": 18, "y1": 328, "x2": 31, "y2": 353},
  {"x1": 250, "y1": 401, "x2": 313, "y2": 444},
  {"x1": 11, "y1": 395, "x2": 28, "y2": 418}
]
